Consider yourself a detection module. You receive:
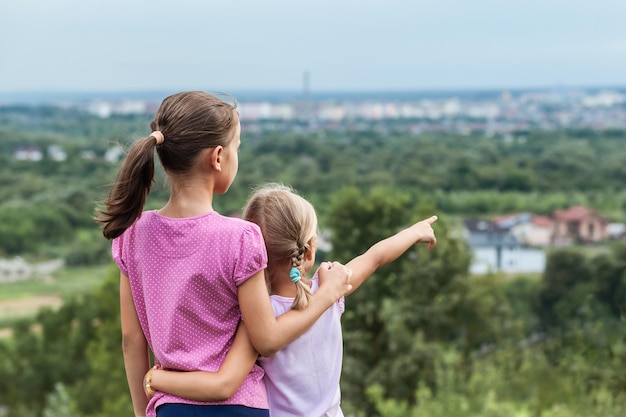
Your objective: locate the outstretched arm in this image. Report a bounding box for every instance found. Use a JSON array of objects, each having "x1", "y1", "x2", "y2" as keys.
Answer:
[
  {"x1": 345, "y1": 215, "x2": 438, "y2": 295},
  {"x1": 145, "y1": 321, "x2": 259, "y2": 402},
  {"x1": 238, "y1": 261, "x2": 352, "y2": 357}
]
